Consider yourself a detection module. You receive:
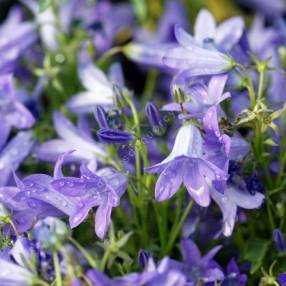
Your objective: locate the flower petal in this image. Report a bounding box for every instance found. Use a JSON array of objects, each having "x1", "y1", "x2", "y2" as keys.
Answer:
[
  {"x1": 194, "y1": 9, "x2": 216, "y2": 43},
  {"x1": 95, "y1": 203, "x2": 112, "y2": 239}
]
